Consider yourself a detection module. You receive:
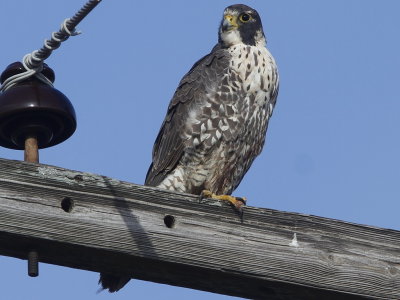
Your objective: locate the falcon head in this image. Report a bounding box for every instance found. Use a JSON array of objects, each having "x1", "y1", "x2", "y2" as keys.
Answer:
[{"x1": 218, "y1": 4, "x2": 266, "y2": 48}]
